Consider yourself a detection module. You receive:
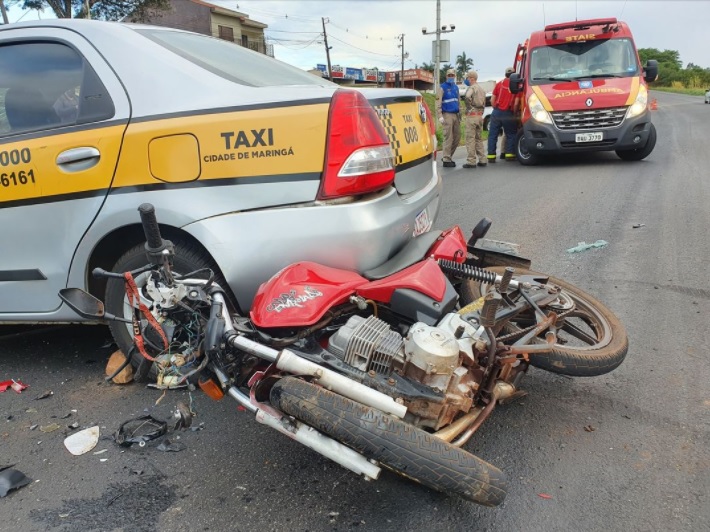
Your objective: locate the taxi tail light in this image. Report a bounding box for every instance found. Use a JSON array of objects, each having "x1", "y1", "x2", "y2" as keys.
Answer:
[
  {"x1": 421, "y1": 98, "x2": 437, "y2": 158},
  {"x1": 318, "y1": 89, "x2": 395, "y2": 200}
]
